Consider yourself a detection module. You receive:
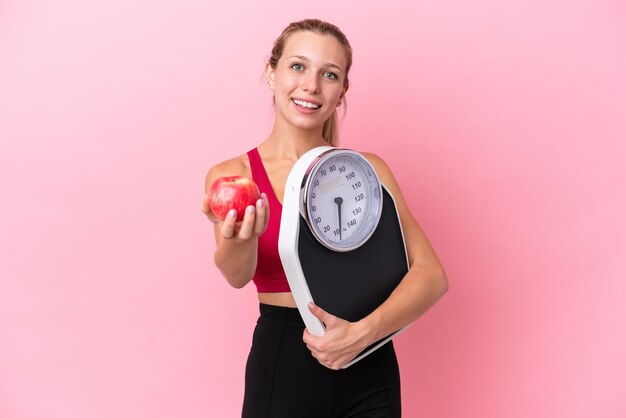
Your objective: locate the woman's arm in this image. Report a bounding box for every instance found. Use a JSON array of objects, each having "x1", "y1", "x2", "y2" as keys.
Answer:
[
  {"x1": 356, "y1": 152, "x2": 448, "y2": 340},
  {"x1": 304, "y1": 152, "x2": 448, "y2": 369},
  {"x1": 202, "y1": 159, "x2": 269, "y2": 289}
]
